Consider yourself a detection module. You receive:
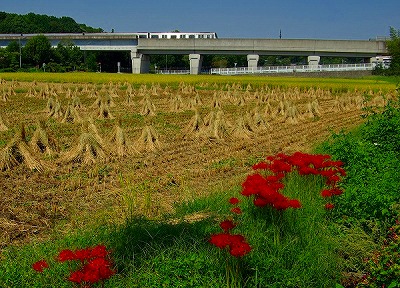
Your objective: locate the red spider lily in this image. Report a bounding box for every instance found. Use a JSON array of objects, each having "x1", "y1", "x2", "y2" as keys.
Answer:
[
  {"x1": 268, "y1": 159, "x2": 292, "y2": 174},
  {"x1": 326, "y1": 175, "x2": 341, "y2": 185},
  {"x1": 209, "y1": 233, "x2": 232, "y2": 249},
  {"x1": 210, "y1": 233, "x2": 252, "y2": 257},
  {"x1": 68, "y1": 270, "x2": 85, "y2": 283},
  {"x1": 324, "y1": 203, "x2": 335, "y2": 210},
  {"x1": 252, "y1": 161, "x2": 269, "y2": 170},
  {"x1": 229, "y1": 197, "x2": 240, "y2": 205},
  {"x1": 241, "y1": 174, "x2": 268, "y2": 196},
  {"x1": 220, "y1": 220, "x2": 236, "y2": 231},
  {"x1": 266, "y1": 174, "x2": 285, "y2": 182},
  {"x1": 253, "y1": 196, "x2": 270, "y2": 207},
  {"x1": 65, "y1": 246, "x2": 115, "y2": 285},
  {"x1": 272, "y1": 198, "x2": 301, "y2": 210},
  {"x1": 321, "y1": 188, "x2": 344, "y2": 197},
  {"x1": 321, "y1": 189, "x2": 333, "y2": 197},
  {"x1": 81, "y1": 258, "x2": 115, "y2": 283},
  {"x1": 89, "y1": 245, "x2": 109, "y2": 259},
  {"x1": 243, "y1": 152, "x2": 345, "y2": 212},
  {"x1": 32, "y1": 260, "x2": 49, "y2": 273},
  {"x1": 229, "y1": 239, "x2": 252, "y2": 257},
  {"x1": 298, "y1": 166, "x2": 319, "y2": 176},
  {"x1": 231, "y1": 207, "x2": 242, "y2": 214},
  {"x1": 57, "y1": 249, "x2": 76, "y2": 262},
  {"x1": 58, "y1": 245, "x2": 110, "y2": 263},
  {"x1": 288, "y1": 199, "x2": 302, "y2": 208},
  {"x1": 74, "y1": 248, "x2": 92, "y2": 263}
]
